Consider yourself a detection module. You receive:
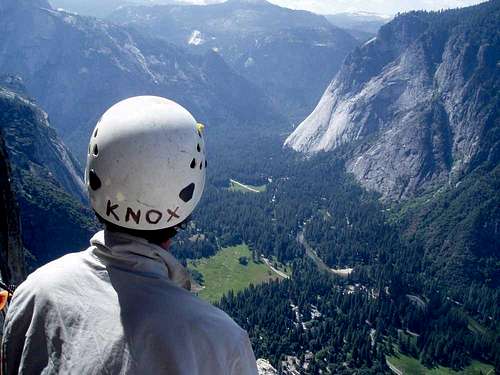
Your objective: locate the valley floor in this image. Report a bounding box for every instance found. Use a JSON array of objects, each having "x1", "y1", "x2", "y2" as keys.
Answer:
[{"x1": 188, "y1": 244, "x2": 287, "y2": 302}]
